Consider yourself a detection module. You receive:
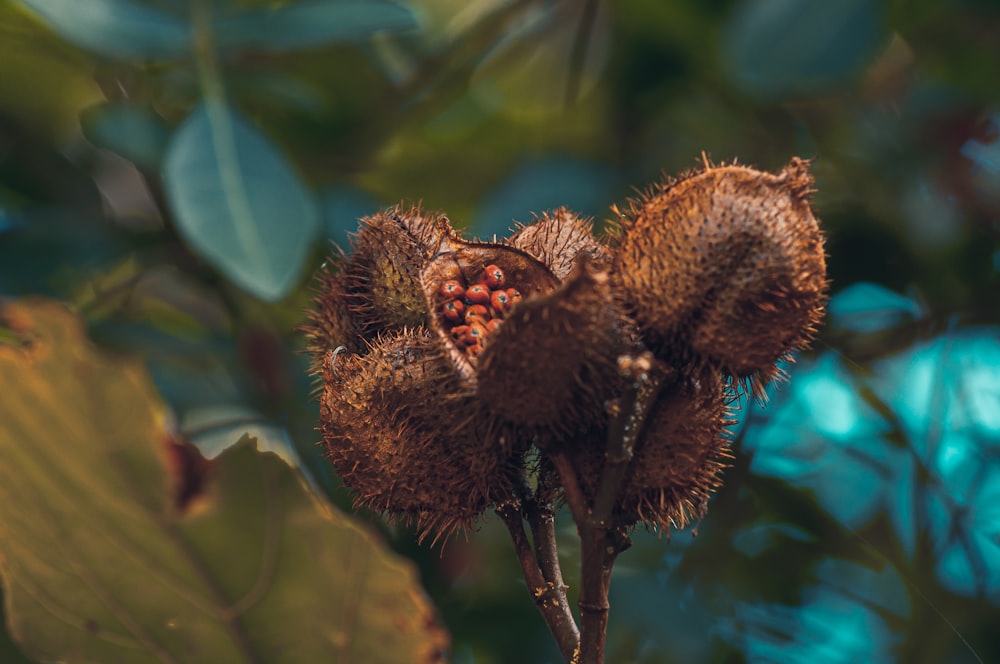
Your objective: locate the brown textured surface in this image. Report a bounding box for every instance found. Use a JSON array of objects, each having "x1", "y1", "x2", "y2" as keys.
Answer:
[
  {"x1": 342, "y1": 205, "x2": 449, "y2": 334},
  {"x1": 612, "y1": 158, "x2": 827, "y2": 381},
  {"x1": 508, "y1": 207, "x2": 611, "y2": 279},
  {"x1": 302, "y1": 264, "x2": 363, "y2": 371},
  {"x1": 319, "y1": 329, "x2": 524, "y2": 541},
  {"x1": 569, "y1": 363, "x2": 733, "y2": 531},
  {"x1": 477, "y1": 260, "x2": 626, "y2": 441}
]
